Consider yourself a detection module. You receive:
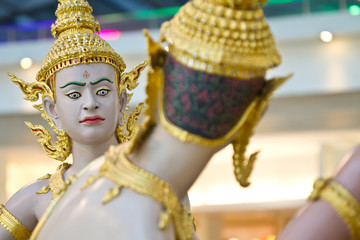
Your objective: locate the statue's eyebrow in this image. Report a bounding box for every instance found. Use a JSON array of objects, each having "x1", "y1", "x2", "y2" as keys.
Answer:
[
  {"x1": 90, "y1": 77, "x2": 113, "y2": 85},
  {"x1": 60, "y1": 81, "x2": 86, "y2": 88}
]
